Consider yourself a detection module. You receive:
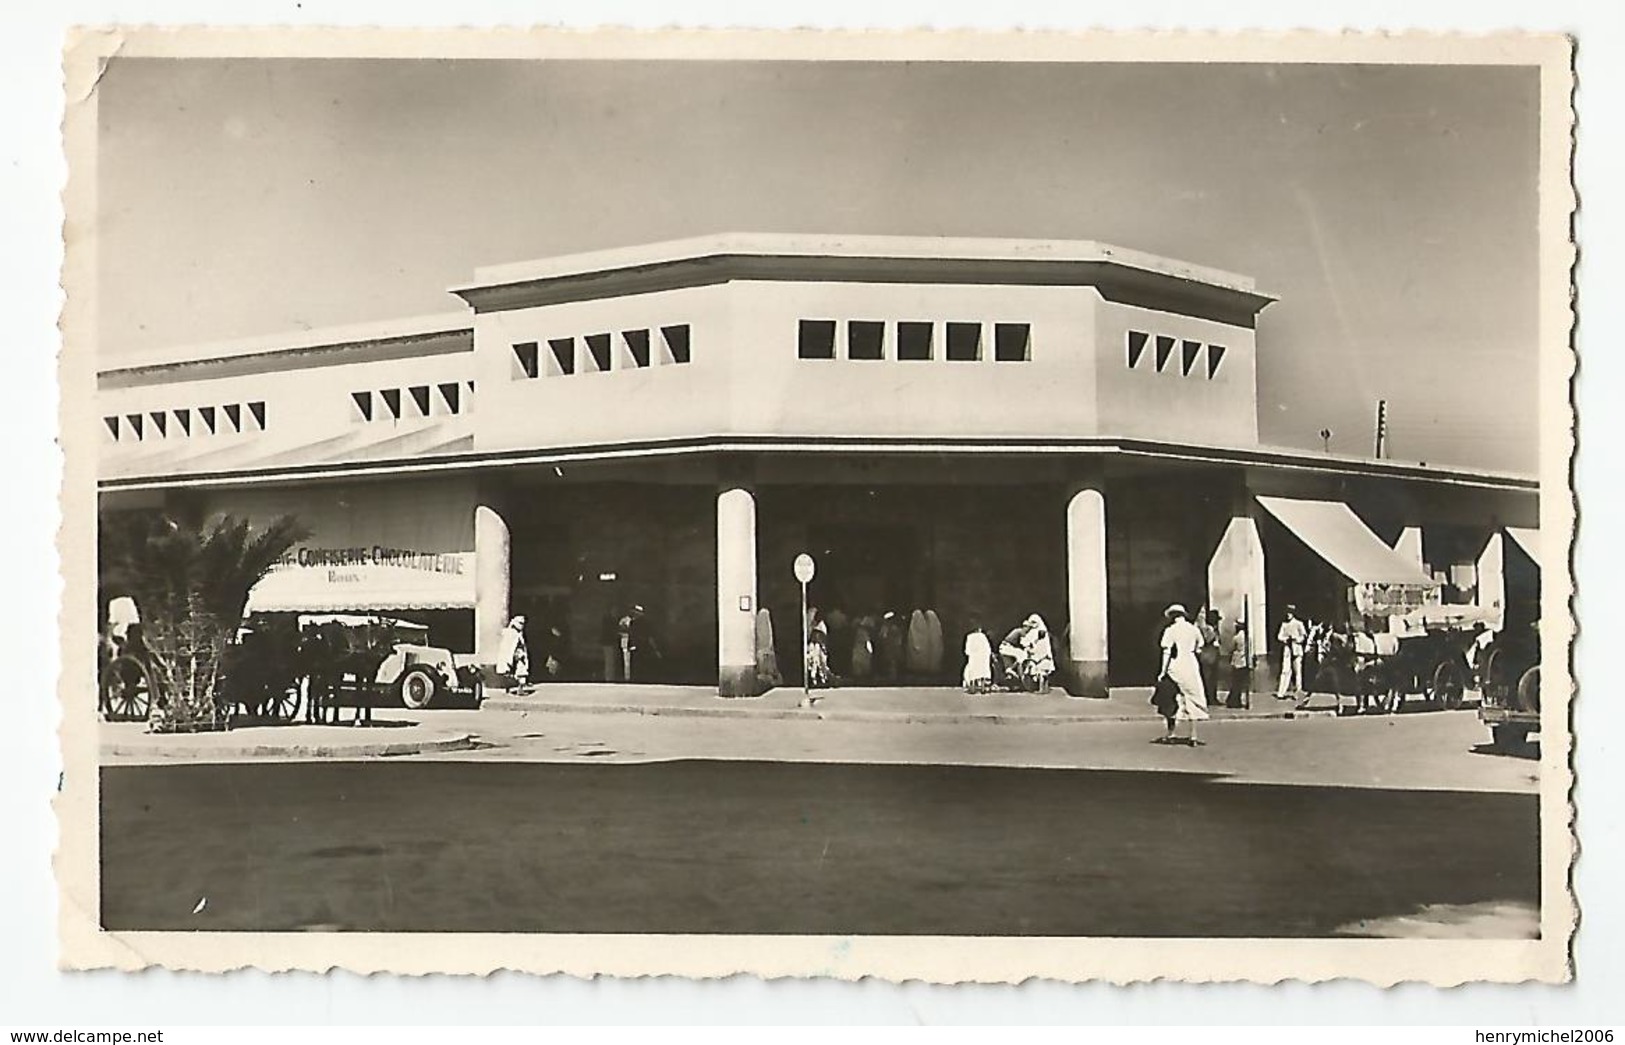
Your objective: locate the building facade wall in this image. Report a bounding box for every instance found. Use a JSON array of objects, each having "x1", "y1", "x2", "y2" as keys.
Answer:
[
  {"x1": 472, "y1": 284, "x2": 732, "y2": 452},
  {"x1": 1094, "y1": 297, "x2": 1259, "y2": 447},
  {"x1": 726, "y1": 281, "x2": 1102, "y2": 440},
  {"x1": 99, "y1": 347, "x2": 475, "y2": 479}
]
